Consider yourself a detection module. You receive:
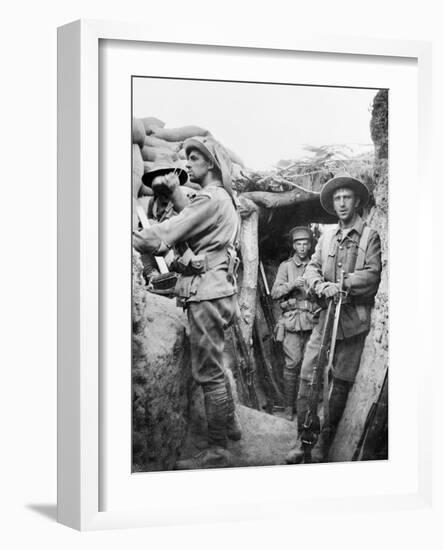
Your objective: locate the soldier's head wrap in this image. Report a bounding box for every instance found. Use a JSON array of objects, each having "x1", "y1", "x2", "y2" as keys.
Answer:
[
  {"x1": 320, "y1": 175, "x2": 370, "y2": 216},
  {"x1": 289, "y1": 226, "x2": 314, "y2": 242},
  {"x1": 184, "y1": 136, "x2": 234, "y2": 201}
]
